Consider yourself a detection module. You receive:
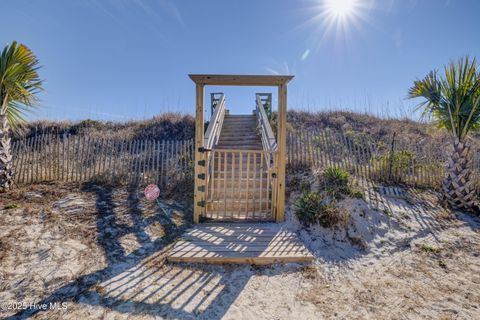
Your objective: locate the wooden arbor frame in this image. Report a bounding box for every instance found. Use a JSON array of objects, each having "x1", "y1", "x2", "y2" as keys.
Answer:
[{"x1": 189, "y1": 74, "x2": 294, "y2": 223}]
